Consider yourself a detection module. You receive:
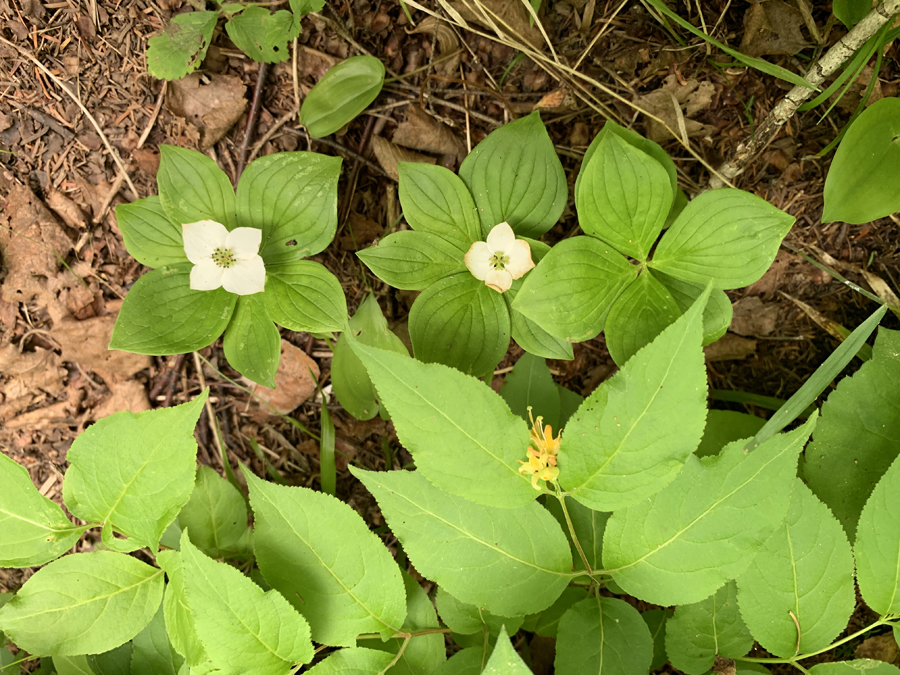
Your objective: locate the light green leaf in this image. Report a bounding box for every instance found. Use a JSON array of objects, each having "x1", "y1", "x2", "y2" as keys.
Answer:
[
  {"x1": 855, "y1": 453, "x2": 900, "y2": 615},
  {"x1": 305, "y1": 648, "x2": 394, "y2": 675},
  {"x1": 146, "y1": 12, "x2": 218, "y2": 81},
  {"x1": 157, "y1": 145, "x2": 236, "y2": 230},
  {"x1": 62, "y1": 392, "x2": 207, "y2": 553},
  {"x1": 500, "y1": 353, "x2": 561, "y2": 430},
  {"x1": 602, "y1": 415, "x2": 817, "y2": 606},
  {"x1": 555, "y1": 596, "x2": 653, "y2": 675},
  {"x1": 358, "y1": 230, "x2": 466, "y2": 290},
  {"x1": 737, "y1": 480, "x2": 855, "y2": 657},
  {"x1": 263, "y1": 260, "x2": 347, "y2": 334},
  {"x1": 642, "y1": 609, "x2": 670, "y2": 671},
  {"x1": 802, "y1": 326, "x2": 900, "y2": 538},
  {"x1": 823, "y1": 98, "x2": 900, "y2": 224},
  {"x1": 409, "y1": 273, "x2": 510, "y2": 376},
  {"x1": 543, "y1": 497, "x2": 608, "y2": 573},
  {"x1": 53, "y1": 655, "x2": 97, "y2": 675},
  {"x1": 483, "y1": 626, "x2": 530, "y2": 674},
  {"x1": 300, "y1": 56, "x2": 385, "y2": 138},
  {"x1": 508, "y1": 305, "x2": 574, "y2": 361},
  {"x1": 109, "y1": 264, "x2": 236, "y2": 355},
  {"x1": 603, "y1": 269, "x2": 682, "y2": 365},
  {"x1": 88, "y1": 643, "x2": 132, "y2": 675},
  {"x1": 332, "y1": 294, "x2": 408, "y2": 421},
  {"x1": 651, "y1": 189, "x2": 794, "y2": 289},
  {"x1": 697, "y1": 410, "x2": 765, "y2": 458},
  {"x1": 157, "y1": 551, "x2": 207, "y2": 667},
  {"x1": 810, "y1": 661, "x2": 900, "y2": 675},
  {"x1": 656, "y1": 270, "x2": 733, "y2": 346},
  {"x1": 512, "y1": 236, "x2": 638, "y2": 342},
  {"x1": 0, "y1": 551, "x2": 163, "y2": 656},
  {"x1": 131, "y1": 606, "x2": 185, "y2": 675},
  {"x1": 0, "y1": 453, "x2": 87, "y2": 568},
  {"x1": 351, "y1": 468, "x2": 573, "y2": 617},
  {"x1": 833, "y1": 0, "x2": 871, "y2": 27},
  {"x1": 665, "y1": 582, "x2": 753, "y2": 674},
  {"x1": 222, "y1": 294, "x2": 280, "y2": 387},
  {"x1": 561, "y1": 288, "x2": 708, "y2": 511},
  {"x1": 459, "y1": 112, "x2": 566, "y2": 239},
  {"x1": 520, "y1": 586, "x2": 587, "y2": 638},
  {"x1": 435, "y1": 647, "x2": 485, "y2": 675},
  {"x1": 576, "y1": 131, "x2": 672, "y2": 260},
  {"x1": 116, "y1": 196, "x2": 188, "y2": 268},
  {"x1": 236, "y1": 152, "x2": 342, "y2": 262},
  {"x1": 348, "y1": 340, "x2": 535, "y2": 508},
  {"x1": 225, "y1": 5, "x2": 300, "y2": 63},
  {"x1": 397, "y1": 163, "x2": 481, "y2": 246},
  {"x1": 244, "y1": 469, "x2": 406, "y2": 646},
  {"x1": 178, "y1": 465, "x2": 249, "y2": 559},
  {"x1": 179, "y1": 531, "x2": 313, "y2": 674},
  {"x1": 557, "y1": 386, "x2": 584, "y2": 427},
  {"x1": 436, "y1": 588, "x2": 523, "y2": 637}
]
